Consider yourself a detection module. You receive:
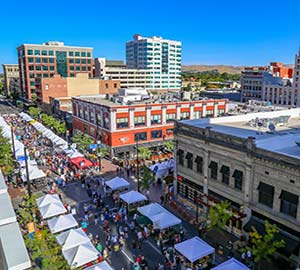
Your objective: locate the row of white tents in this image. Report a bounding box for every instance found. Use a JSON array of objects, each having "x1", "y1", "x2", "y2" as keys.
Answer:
[
  {"x1": 0, "y1": 116, "x2": 46, "y2": 182},
  {"x1": 19, "y1": 112, "x2": 68, "y2": 149},
  {"x1": 36, "y1": 194, "x2": 113, "y2": 269}
]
